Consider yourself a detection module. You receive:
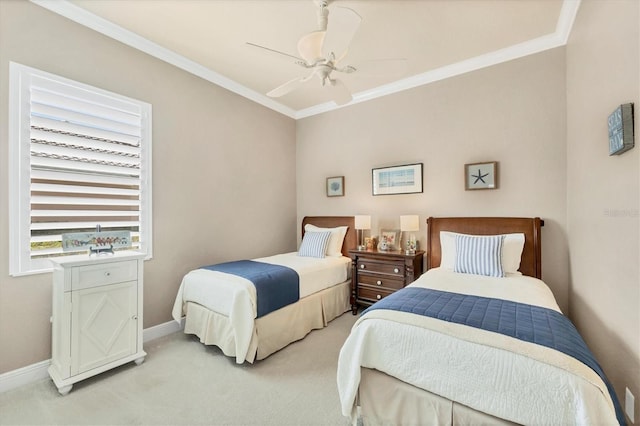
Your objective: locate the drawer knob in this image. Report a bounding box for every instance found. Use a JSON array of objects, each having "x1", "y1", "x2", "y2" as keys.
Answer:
[
  {"x1": 132, "y1": 315, "x2": 138, "y2": 320},
  {"x1": 104, "y1": 272, "x2": 111, "y2": 277},
  {"x1": 360, "y1": 264, "x2": 366, "y2": 269},
  {"x1": 376, "y1": 280, "x2": 382, "y2": 285},
  {"x1": 393, "y1": 268, "x2": 400, "y2": 274},
  {"x1": 376, "y1": 294, "x2": 381, "y2": 300}
]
